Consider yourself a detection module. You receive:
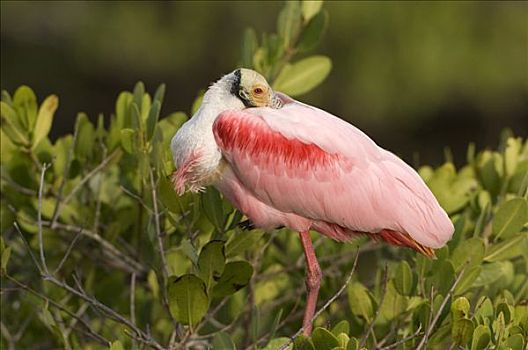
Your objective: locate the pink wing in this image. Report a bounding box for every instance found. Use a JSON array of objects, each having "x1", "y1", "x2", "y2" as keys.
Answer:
[{"x1": 212, "y1": 98, "x2": 454, "y2": 249}]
